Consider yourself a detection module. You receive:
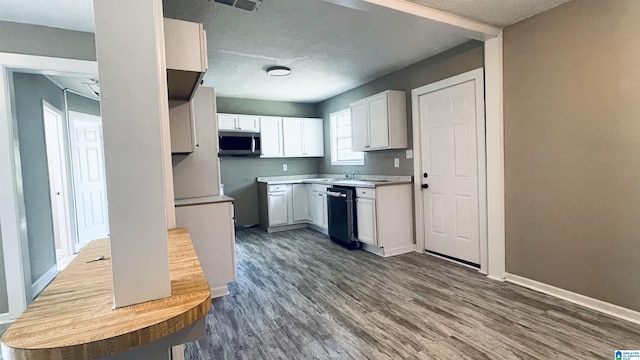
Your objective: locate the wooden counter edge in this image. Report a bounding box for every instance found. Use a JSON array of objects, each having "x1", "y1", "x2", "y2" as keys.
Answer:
[{"x1": 1, "y1": 228, "x2": 211, "y2": 360}]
